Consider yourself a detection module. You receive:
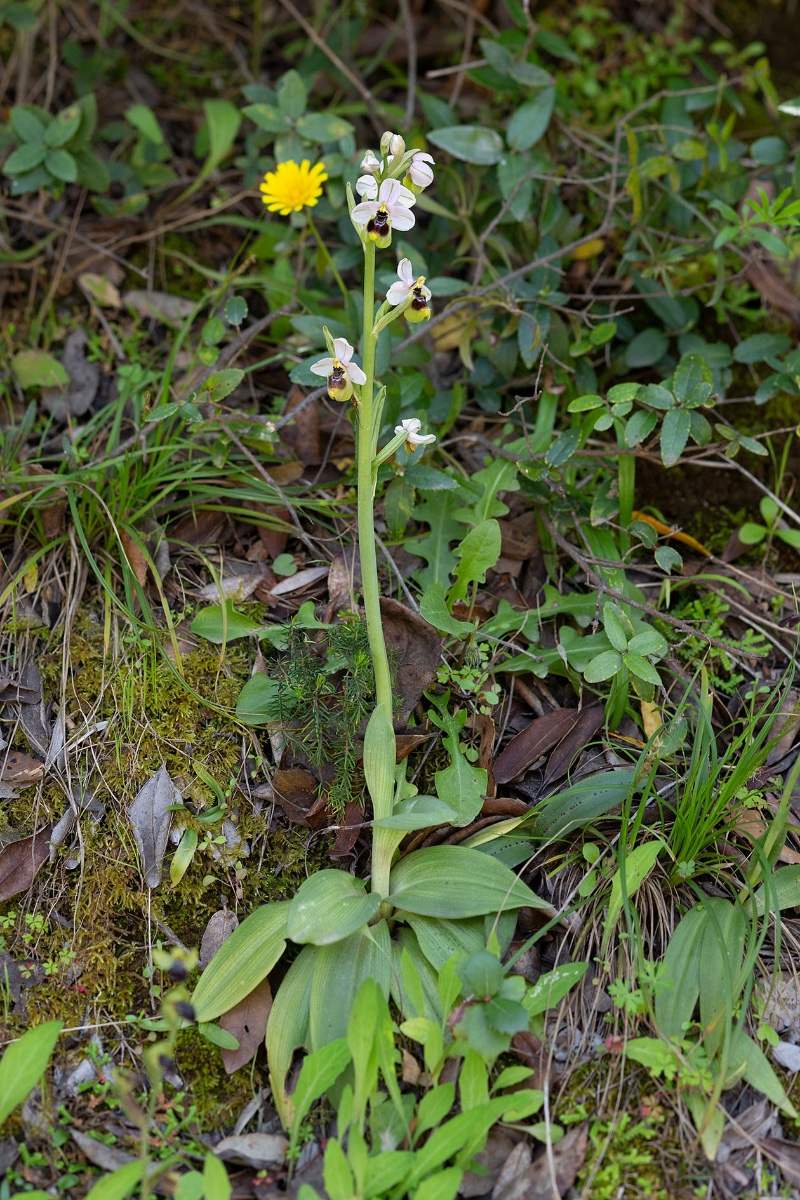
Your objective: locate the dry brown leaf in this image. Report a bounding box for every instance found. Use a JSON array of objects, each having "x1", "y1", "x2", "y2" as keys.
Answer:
[
  {"x1": 272, "y1": 767, "x2": 322, "y2": 824},
  {"x1": 71, "y1": 1128, "x2": 136, "y2": 1171},
  {"x1": 120, "y1": 529, "x2": 149, "y2": 589},
  {"x1": 0, "y1": 826, "x2": 52, "y2": 903},
  {"x1": 327, "y1": 546, "x2": 361, "y2": 612},
  {"x1": 124, "y1": 289, "x2": 196, "y2": 326},
  {"x1": 127, "y1": 764, "x2": 179, "y2": 888},
  {"x1": 493, "y1": 1122, "x2": 588, "y2": 1200},
  {"x1": 329, "y1": 800, "x2": 366, "y2": 857},
  {"x1": 220, "y1": 977, "x2": 273, "y2": 1074},
  {"x1": 494, "y1": 708, "x2": 579, "y2": 785},
  {"x1": 380, "y1": 597, "x2": 442, "y2": 724},
  {"x1": 199, "y1": 910, "x2": 239, "y2": 970},
  {"x1": 401, "y1": 1049, "x2": 421, "y2": 1085},
  {"x1": 280, "y1": 384, "x2": 321, "y2": 465},
  {"x1": 78, "y1": 272, "x2": 122, "y2": 309},
  {"x1": 762, "y1": 1137, "x2": 800, "y2": 1185},
  {"x1": 543, "y1": 705, "x2": 604, "y2": 786},
  {"x1": 269, "y1": 566, "x2": 329, "y2": 597},
  {"x1": 0, "y1": 750, "x2": 45, "y2": 785},
  {"x1": 214, "y1": 1133, "x2": 288, "y2": 1169}
]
